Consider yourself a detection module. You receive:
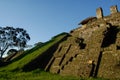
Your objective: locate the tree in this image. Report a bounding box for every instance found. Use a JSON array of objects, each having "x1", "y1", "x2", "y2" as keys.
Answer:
[
  {"x1": 7, "y1": 49, "x2": 18, "y2": 55},
  {"x1": 34, "y1": 42, "x2": 44, "y2": 46},
  {"x1": 0, "y1": 26, "x2": 30, "y2": 58}
]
